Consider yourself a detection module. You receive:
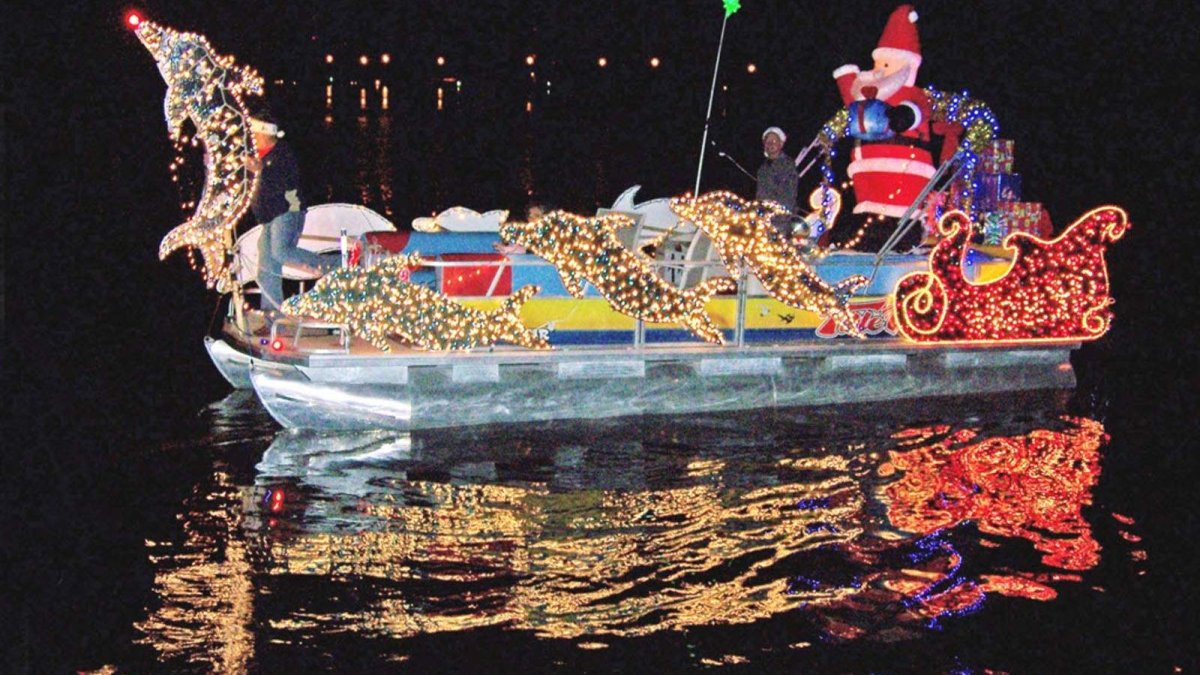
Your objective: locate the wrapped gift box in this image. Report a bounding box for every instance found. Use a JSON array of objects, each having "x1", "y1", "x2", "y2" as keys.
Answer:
[
  {"x1": 979, "y1": 138, "x2": 1015, "y2": 174},
  {"x1": 976, "y1": 172, "x2": 1022, "y2": 211},
  {"x1": 998, "y1": 202, "x2": 1053, "y2": 239},
  {"x1": 982, "y1": 212, "x2": 1008, "y2": 245}
]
